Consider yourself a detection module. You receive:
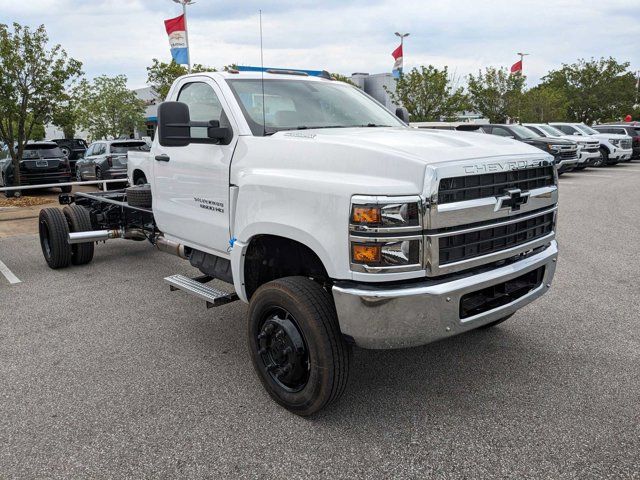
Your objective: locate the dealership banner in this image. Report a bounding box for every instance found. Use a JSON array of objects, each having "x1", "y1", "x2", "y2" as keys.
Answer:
[
  {"x1": 392, "y1": 44, "x2": 403, "y2": 78},
  {"x1": 164, "y1": 14, "x2": 189, "y2": 65}
]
